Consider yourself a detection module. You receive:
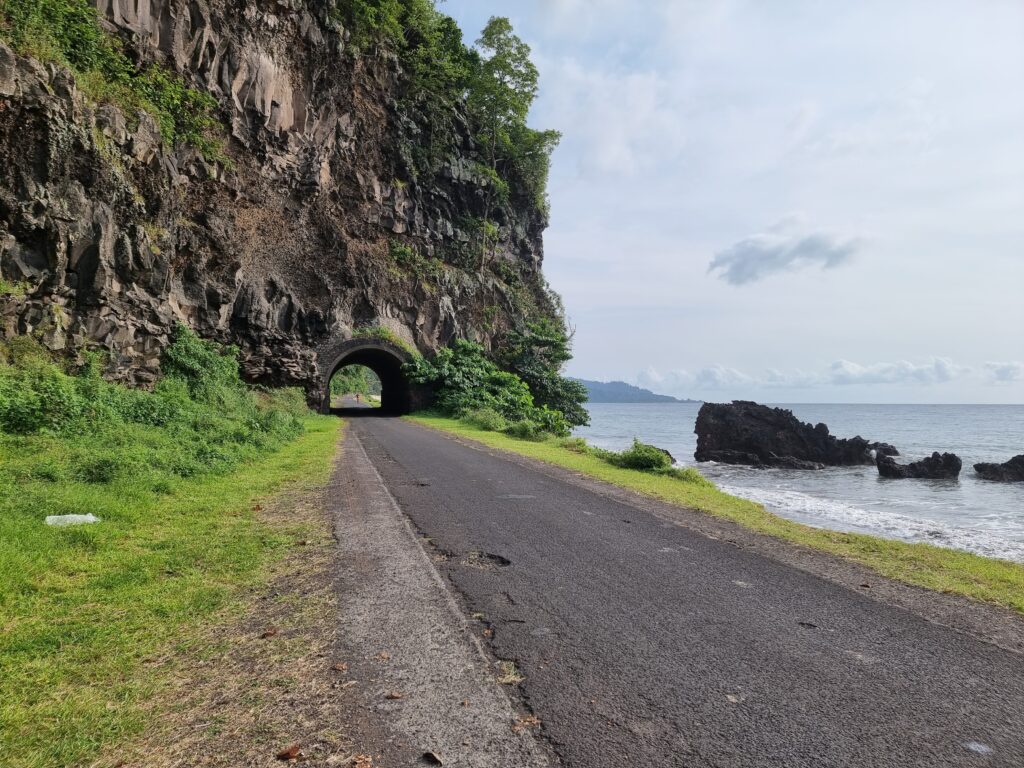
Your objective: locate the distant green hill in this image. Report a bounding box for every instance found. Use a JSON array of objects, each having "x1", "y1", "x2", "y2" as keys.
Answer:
[{"x1": 573, "y1": 379, "x2": 700, "y2": 404}]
